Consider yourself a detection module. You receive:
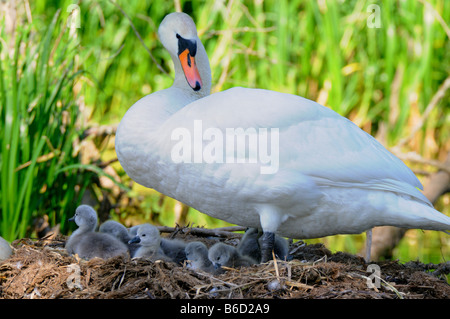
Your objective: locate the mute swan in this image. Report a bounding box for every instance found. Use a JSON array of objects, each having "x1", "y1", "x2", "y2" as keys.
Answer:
[
  {"x1": 115, "y1": 12, "x2": 450, "y2": 263},
  {"x1": 185, "y1": 241, "x2": 216, "y2": 273},
  {"x1": 66, "y1": 205, "x2": 129, "y2": 260},
  {"x1": 208, "y1": 242, "x2": 257, "y2": 269}
]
